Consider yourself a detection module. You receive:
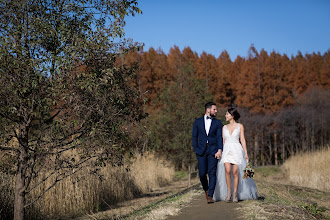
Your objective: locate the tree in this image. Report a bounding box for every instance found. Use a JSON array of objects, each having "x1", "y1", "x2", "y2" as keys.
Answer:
[
  {"x1": 216, "y1": 50, "x2": 233, "y2": 106},
  {"x1": 0, "y1": 1, "x2": 142, "y2": 219},
  {"x1": 236, "y1": 45, "x2": 267, "y2": 113},
  {"x1": 230, "y1": 55, "x2": 244, "y2": 105},
  {"x1": 196, "y1": 52, "x2": 218, "y2": 101},
  {"x1": 320, "y1": 50, "x2": 330, "y2": 89},
  {"x1": 262, "y1": 51, "x2": 293, "y2": 113},
  {"x1": 149, "y1": 64, "x2": 213, "y2": 186},
  {"x1": 138, "y1": 47, "x2": 170, "y2": 110},
  {"x1": 182, "y1": 46, "x2": 198, "y2": 69},
  {"x1": 167, "y1": 45, "x2": 183, "y2": 76},
  {"x1": 292, "y1": 51, "x2": 309, "y2": 95}
]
